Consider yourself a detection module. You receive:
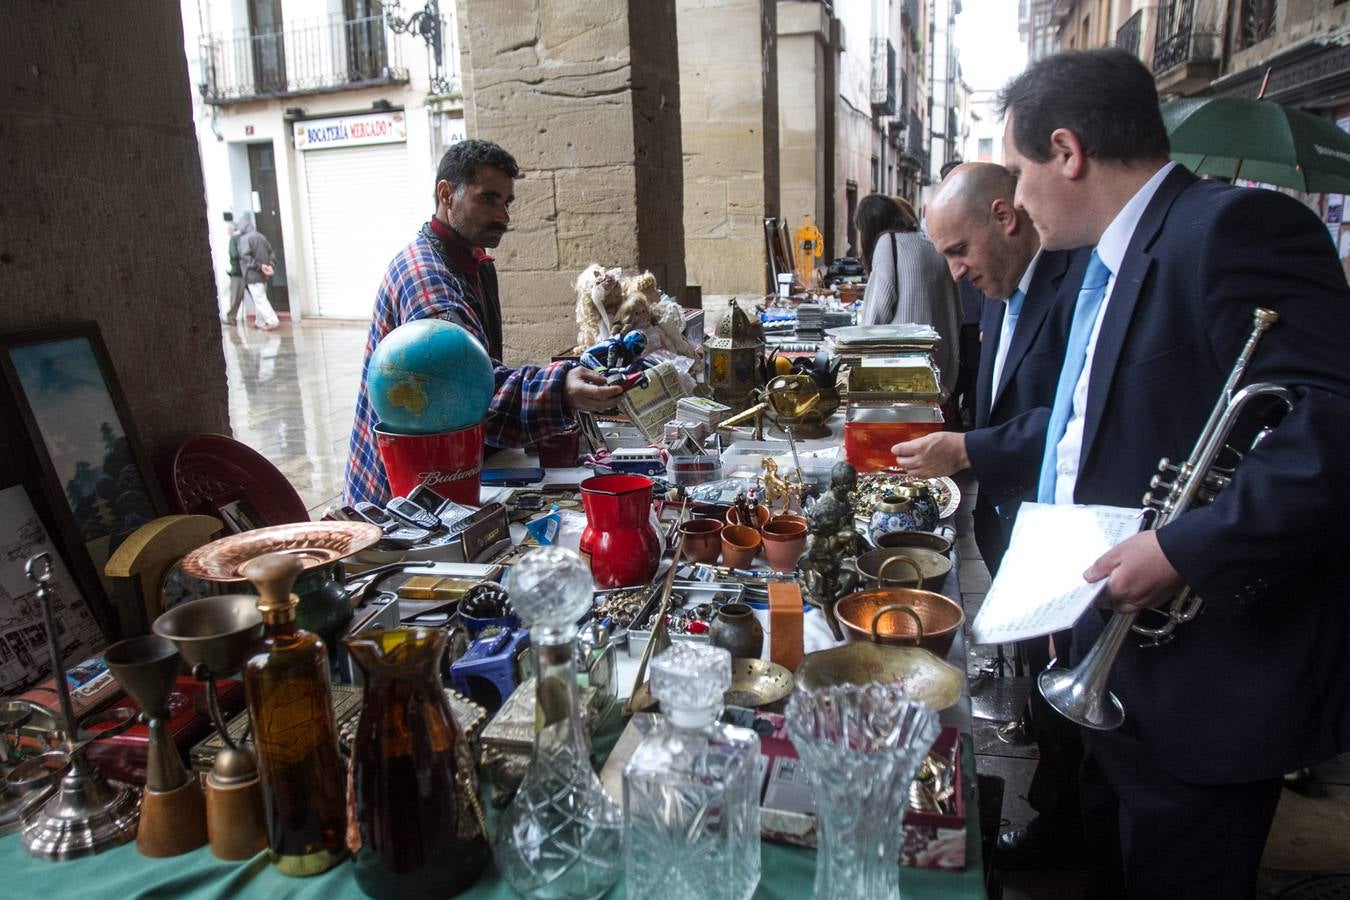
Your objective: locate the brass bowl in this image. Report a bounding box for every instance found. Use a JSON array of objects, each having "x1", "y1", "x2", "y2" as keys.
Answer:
[
  {"x1": 796, "y1": 643, "x2": 963, "y2": 711},
  {"x1": 723, "y1": 658, "x2": 794, "y2": 709},
  {"x1": 856, "y1": 548, "x2": 952, "y2": 592},
  {"x1": 179, "y1": 521, "x2": 383, "y2": 582},
  {"x1": 835, "y1": 584, "x2": 965, "y2": 657},
  {"x1": 872, "y1": 529, "x2": 953, "y2": 555}
]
